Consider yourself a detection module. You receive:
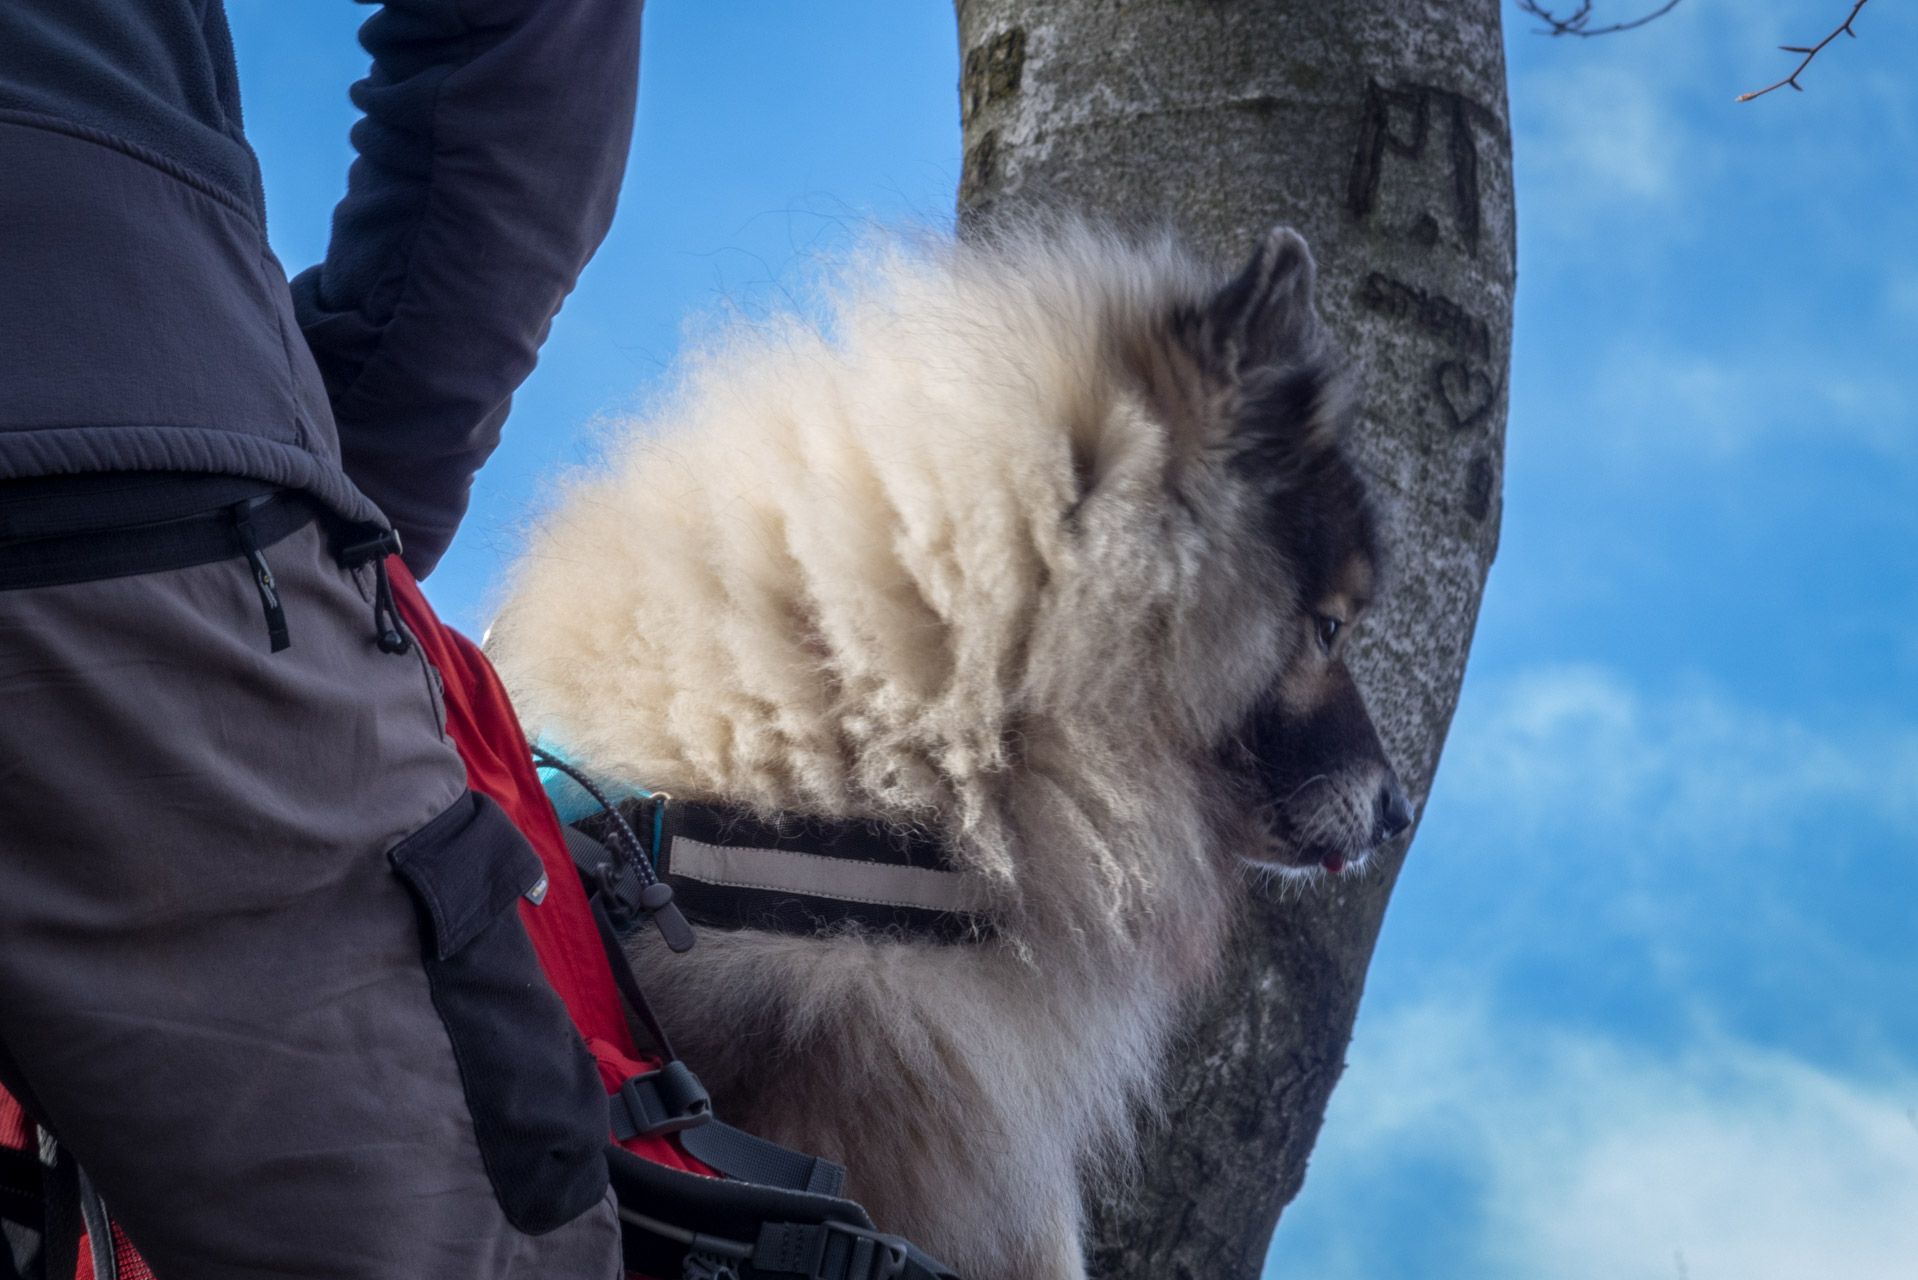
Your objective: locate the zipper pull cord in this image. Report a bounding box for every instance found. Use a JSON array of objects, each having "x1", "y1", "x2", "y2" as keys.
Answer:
[
  {"x1": 371, "y1": 556, "x2": 412, "y2": 655},
  {"x1": 338, "y1": 525, "x2": 412, "y2": 655},
  {"x1": 230, "y1": 498, "x2": 290, "y2": 652},
  {"x1": 531, "y1": 747, "x2": 696, "y2": 954}
]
